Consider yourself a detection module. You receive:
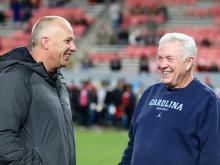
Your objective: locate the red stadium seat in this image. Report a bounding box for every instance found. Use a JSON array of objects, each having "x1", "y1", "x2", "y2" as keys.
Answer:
[
  {"x1": 124, "y1": 45, "x2": 157, "y2": 59},
  {"x1": 88, "y1": 52, "x2": 119, "y2": 63},
  {"x1": 197, "y1": 47, "x2": 220, "y2": 67}
]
